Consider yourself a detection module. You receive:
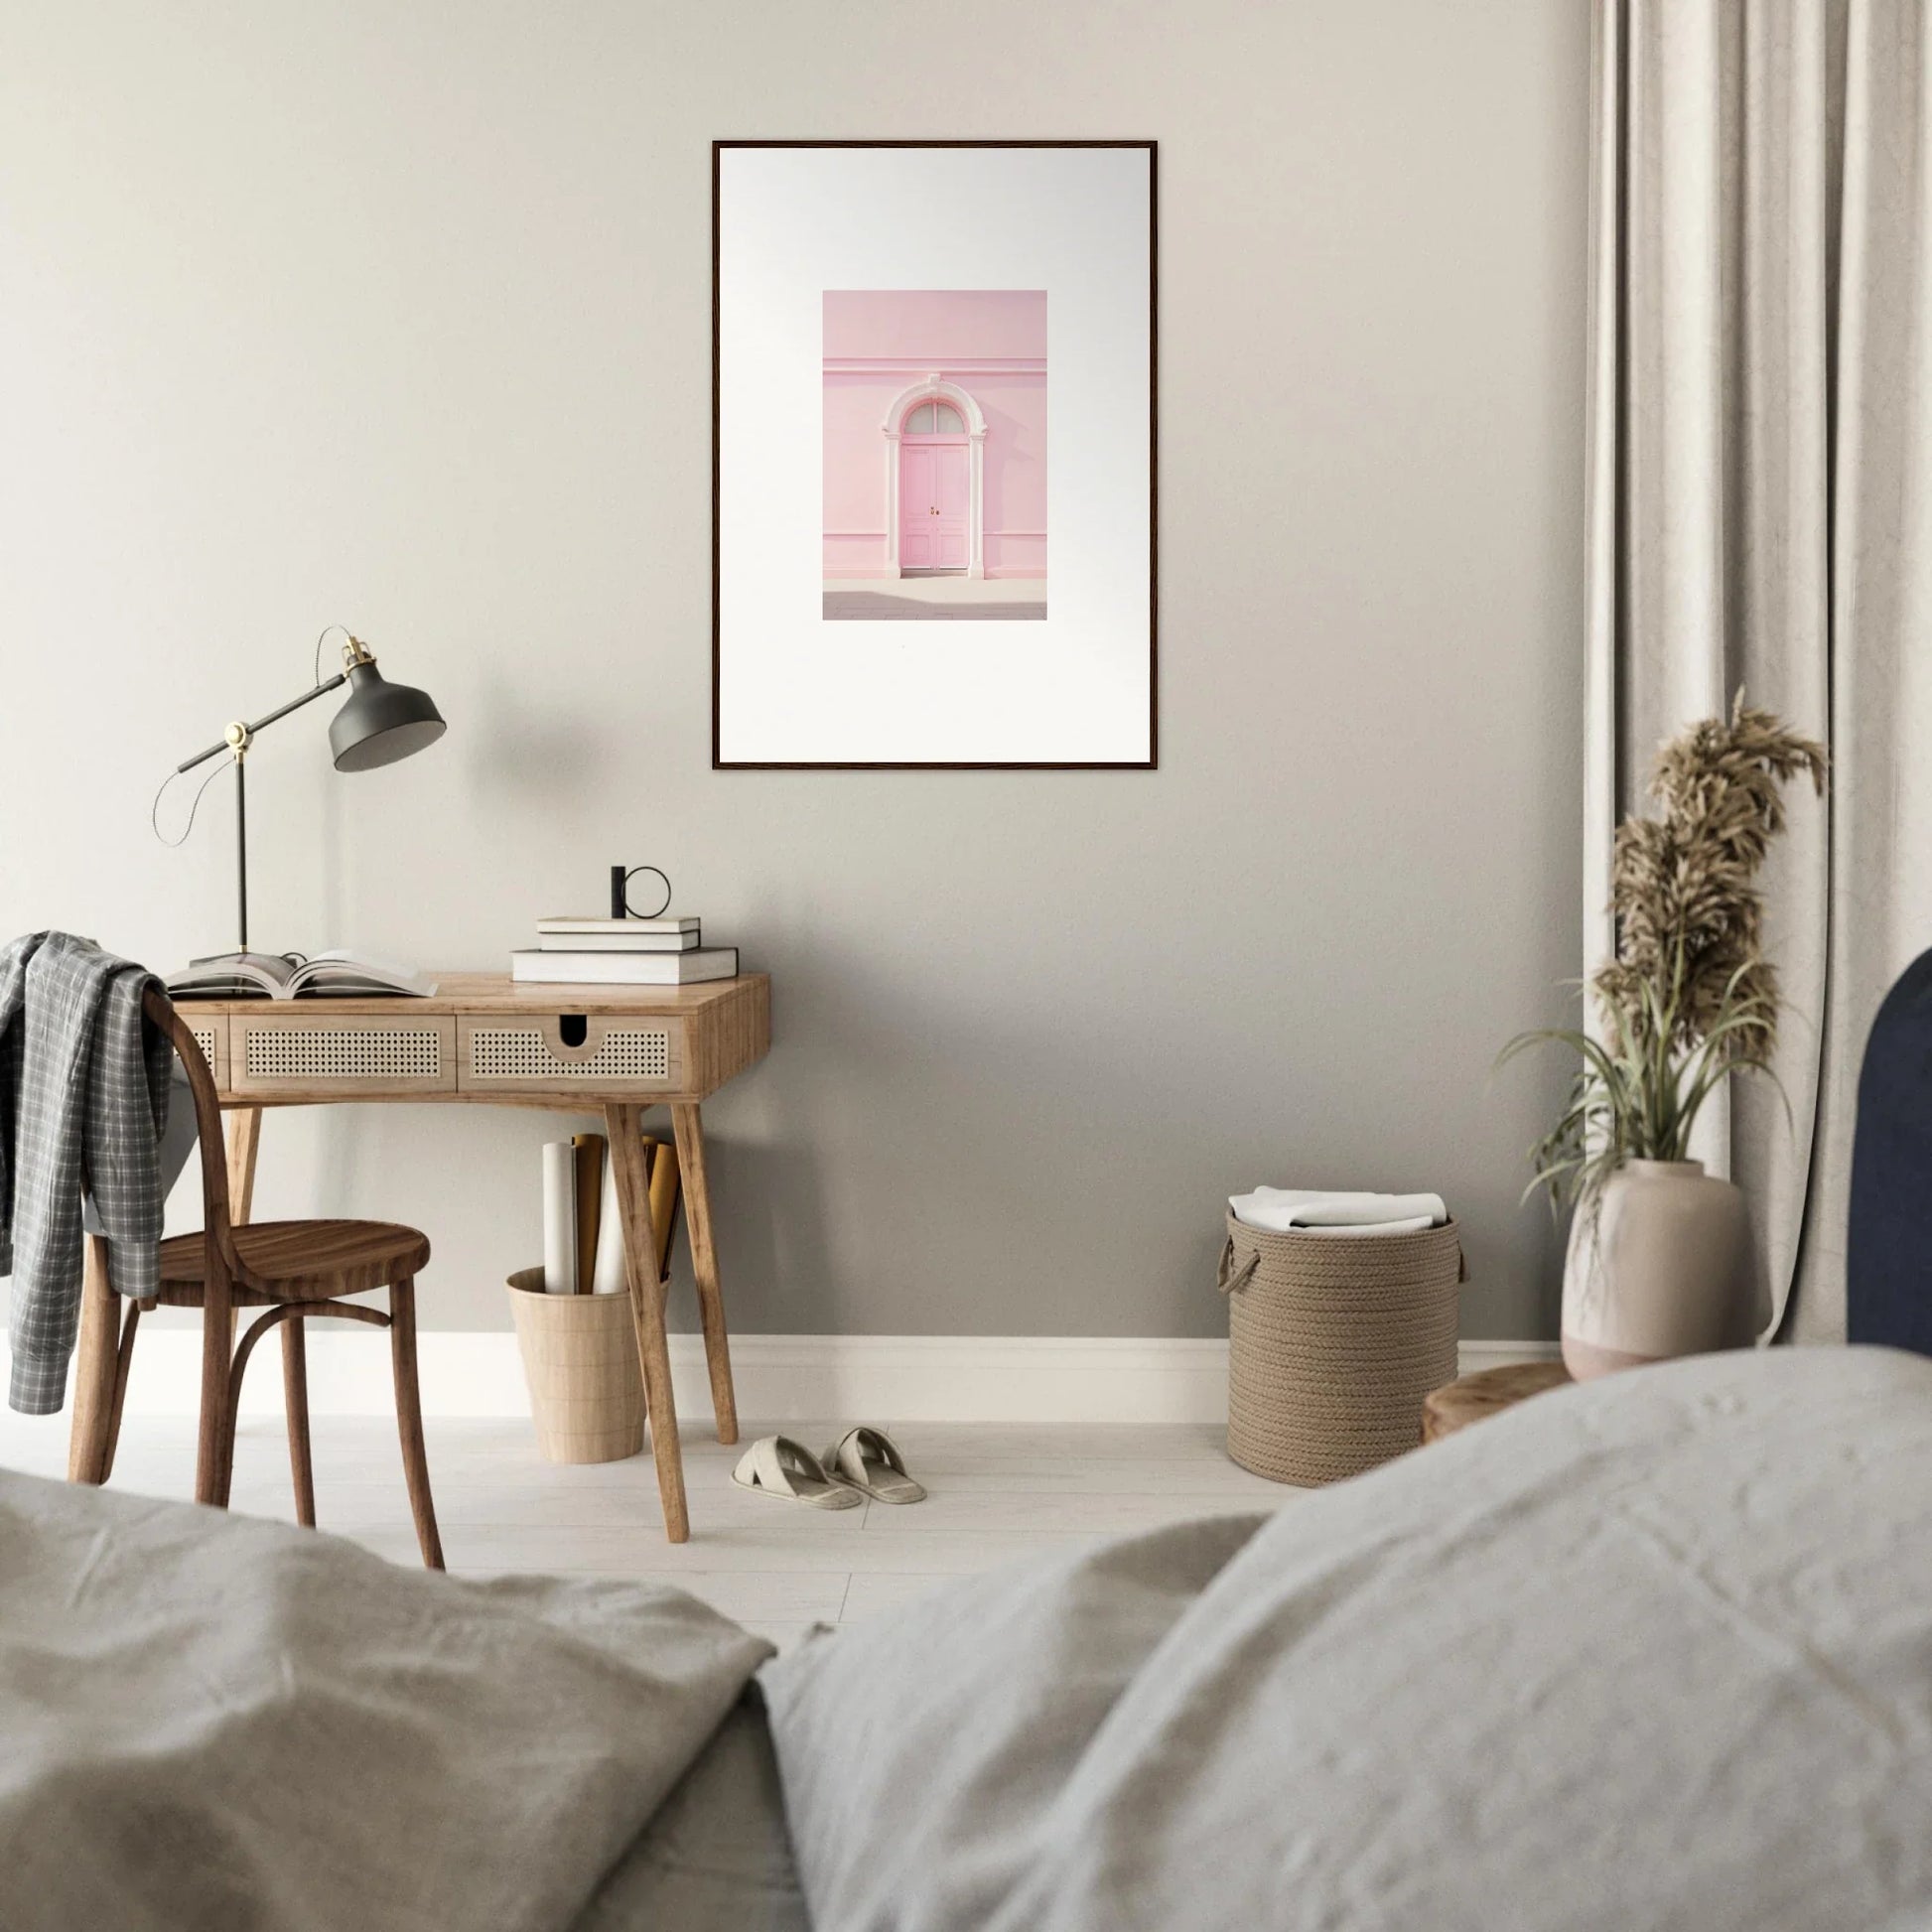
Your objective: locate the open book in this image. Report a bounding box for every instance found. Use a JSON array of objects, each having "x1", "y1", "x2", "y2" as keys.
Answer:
[{"x1": 166, "y1": 950, "x2": 438, "y2": 1000}]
